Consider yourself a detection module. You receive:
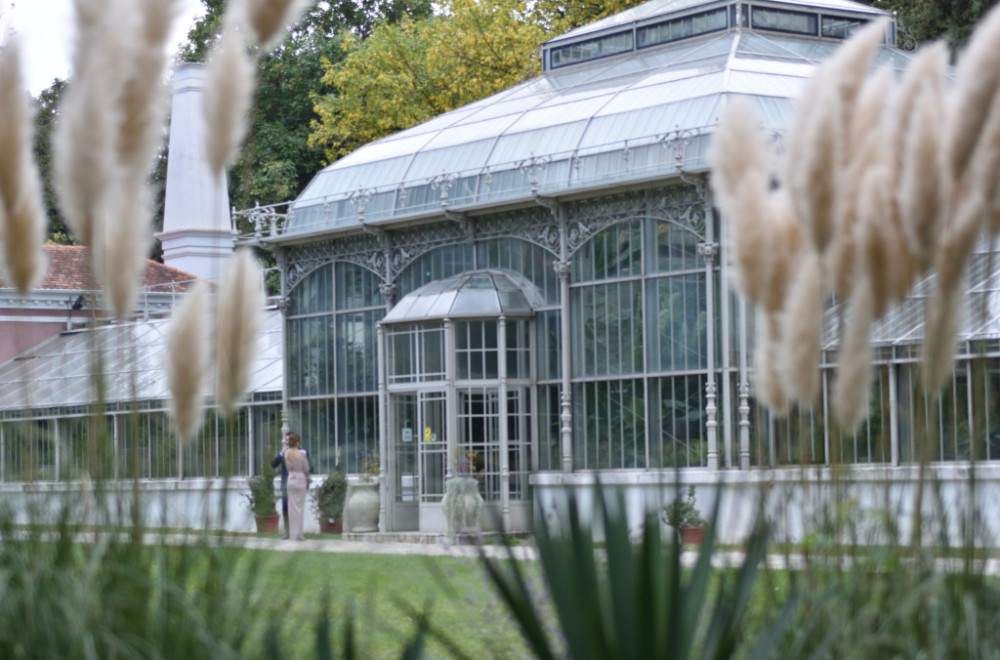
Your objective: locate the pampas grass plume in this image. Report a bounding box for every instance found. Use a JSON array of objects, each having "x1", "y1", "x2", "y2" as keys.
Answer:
[
  {"x1": 216, "y1": 248, "x2": 264, "y2": 417},
  {"x1": 0, "y1": 39, "x2": 48, "y2": 294},
  {"x1": 832, "y1": 286, "x2": 874, "y2": 431},
  {"x1": 96, "y1": 185, "x2": 153, "y2": 319},
  {"x1": 785, "y1": 20, "x2": 886, "y2": 256},
  {"x1": 779, "y1": 251, "x2": 823, "y2": 406},
  {"x1": 709, "y1": 98, "x2": 774, "y2": 306},
  {"x1": 754, "y1": 310, "x2": 790, "y2": 417},
  {"x1": 167, "y1": 280, "x2": 210, "y2": 444},
  {"x1": 117, "y1": 0, "x2": 178, "y2": 172},
  {"x1": 897, "y1": 79, "x2": 948, "y2": 271},
  {"x1": 53, "y1": 0, "x2": 133, "y2": 246},
  {"x1": 203, "y1": 12, "x2": 257, "y2": 179},
  {"x1": 946, "y1": 3, "x2": 1000, "y2": 184},
  {"x1": 246, "y1": 0, "x2": 307, "y2": 50}
]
